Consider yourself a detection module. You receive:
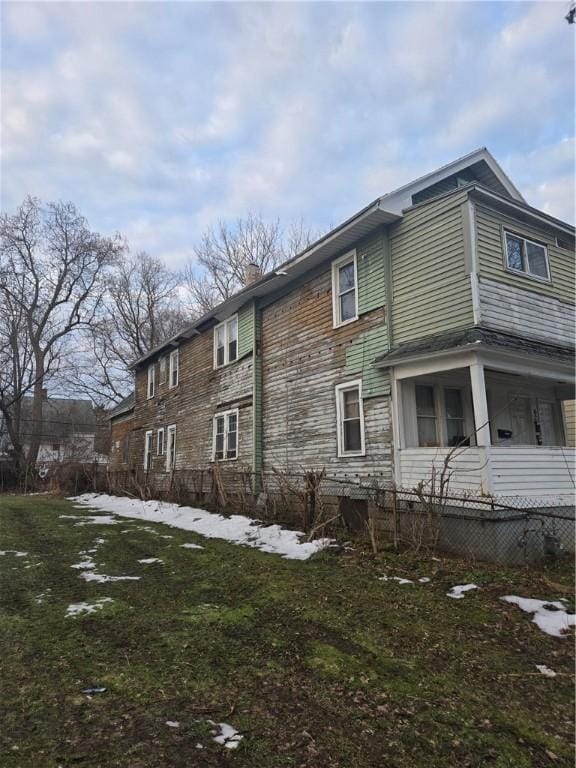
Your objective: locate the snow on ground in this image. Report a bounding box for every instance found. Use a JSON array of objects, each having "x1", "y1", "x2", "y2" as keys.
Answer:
[
  {"x1": 66, "y1": 598, "x2": 113, "y2": 617},
  {"x1": 181, "y1": 543, "x2": 203, "y2": 550},
  {"x1": 165, "y1": 721, "x2": 180, "y2": 728},
  {"x1": 71, "y1": 559, "x2": 96, "y2": 570},
  {"x1": 379, "y1": 575, "x2": 414, "y2": 585},
  {"x1": 60, "y1": 514, "x2": 120, "y2": 526},
  {"x1": 0, "y1": 550, "x2": 28, "y2": 557},
  {"x1": 138, "y1": 558, "x2": 163, "y2": 564},
  {"x1": 447, "y1": 584, "x2": 478, "y2": 599},
  {"x1": 71, "y1": 494, "x2": 332, "y2": 560},
  {"x1": 209, "y1": 722, "x2": 243, "y2": 750},
  {"x1": 81, "y1": 571, "x2": 140, "y2": 583},
  {"x1": 536, "y1": 664, "x2": 557, "y2": 677},
  {"x1": 501, "y1": 596, "x2": 576, "y2": 638}
]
